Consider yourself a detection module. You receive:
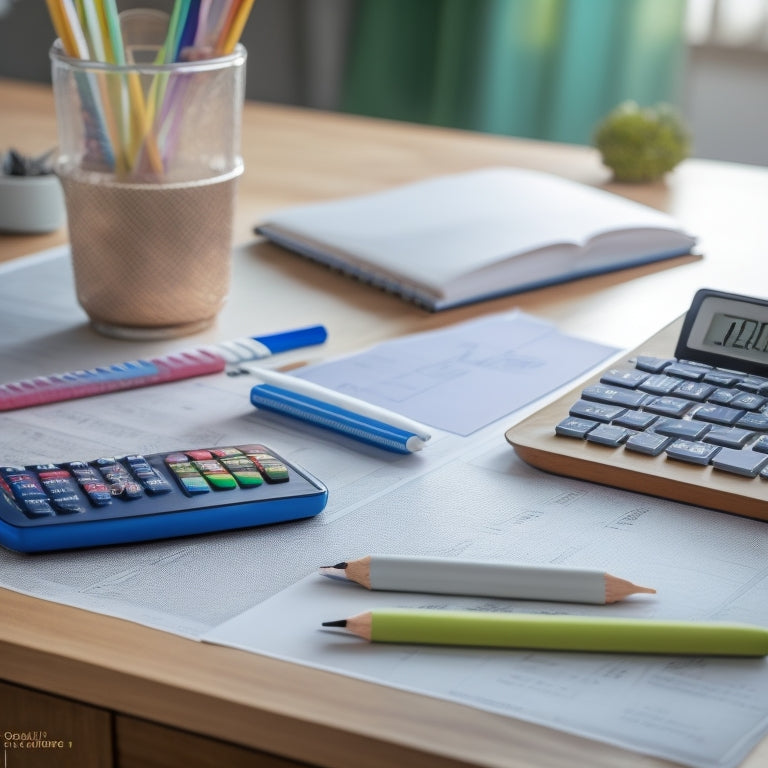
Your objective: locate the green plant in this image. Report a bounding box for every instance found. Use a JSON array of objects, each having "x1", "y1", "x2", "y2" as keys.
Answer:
[{"x1": 594, "y1": 101, "x2": 691, "y2": 183}]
